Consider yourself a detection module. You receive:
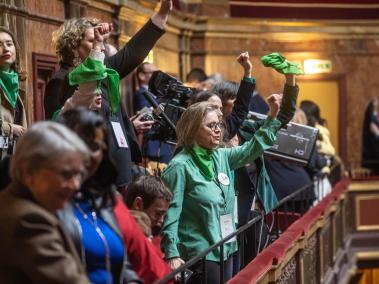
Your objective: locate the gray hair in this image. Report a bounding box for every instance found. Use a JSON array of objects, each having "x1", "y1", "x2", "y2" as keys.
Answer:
[{"x1": 10, "y1": 121, "x2": 90, "y2": 183}]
